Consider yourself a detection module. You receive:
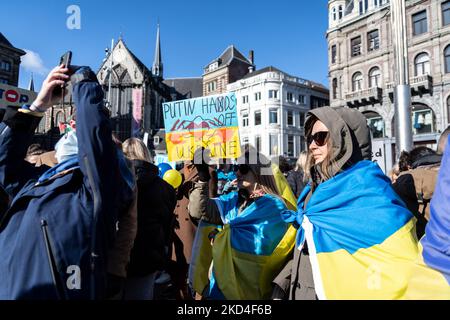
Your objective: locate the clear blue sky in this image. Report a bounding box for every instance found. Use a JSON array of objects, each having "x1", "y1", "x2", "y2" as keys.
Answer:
[{"x1": 1, "y1": 0, "x2": 330, "y2": 91}]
